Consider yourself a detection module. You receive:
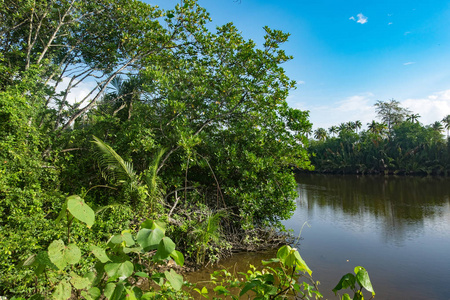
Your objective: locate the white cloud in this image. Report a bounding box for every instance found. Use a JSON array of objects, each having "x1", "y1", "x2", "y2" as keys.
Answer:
[
  {"x1": 349, "y1": 13, "x2": 368, "y2": 24},
  {"x1": 297, "y1": 80, "x2": 306, "y2": 85},
  {"x1": 388, "y1": 22, "x2": 393, "y2": 25},
  {"x1": 401, "y1": 90, "x2": 450, "y2": 125},
  {"x1": 404, "y1": 31, "x2": 411, "y2": 35},
  {"x1": 403, "y1": 62, "x2": 415, "y2": 65},
  {"x1": 294, "y1": 93, "x2": 377, "y2": 130},
  {"x1": 356, "y1": 13, "x2": 368, "y2": 24},
  {"x1": 290, "y1": 89, "x2": 450, "y2": 131}
]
